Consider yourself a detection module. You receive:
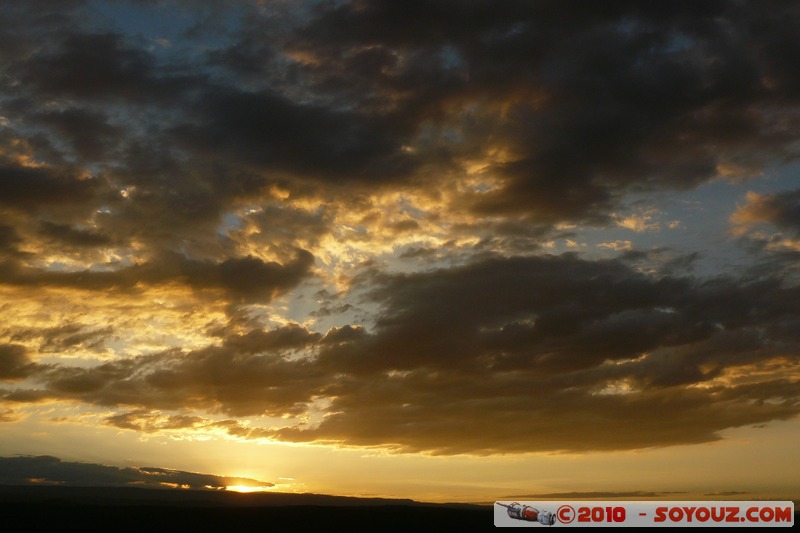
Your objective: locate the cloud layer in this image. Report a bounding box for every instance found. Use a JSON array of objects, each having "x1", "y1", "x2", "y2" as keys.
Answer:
[
  {"x1": 0, "y1": 1, "x2": 798, "y2": 457},
  {"x1": 0, "y1": 456, "x2": 272, "y2": 490}
]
